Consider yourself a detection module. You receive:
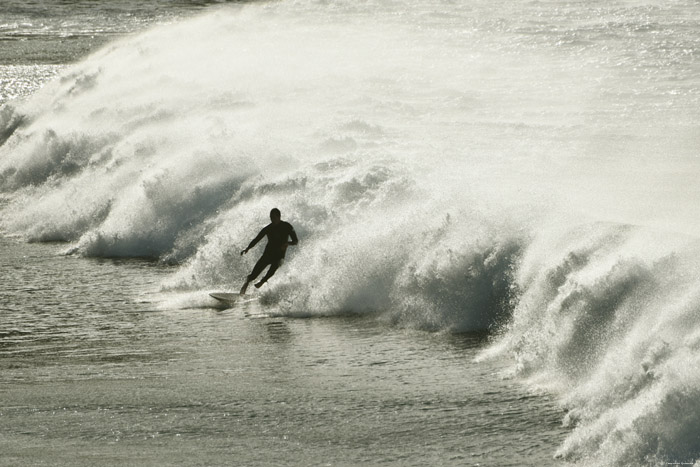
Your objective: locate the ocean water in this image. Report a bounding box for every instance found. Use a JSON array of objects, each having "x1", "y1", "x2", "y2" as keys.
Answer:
[{"x1": 1, "y1": 0, "x2": 699, "y2": 466}]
